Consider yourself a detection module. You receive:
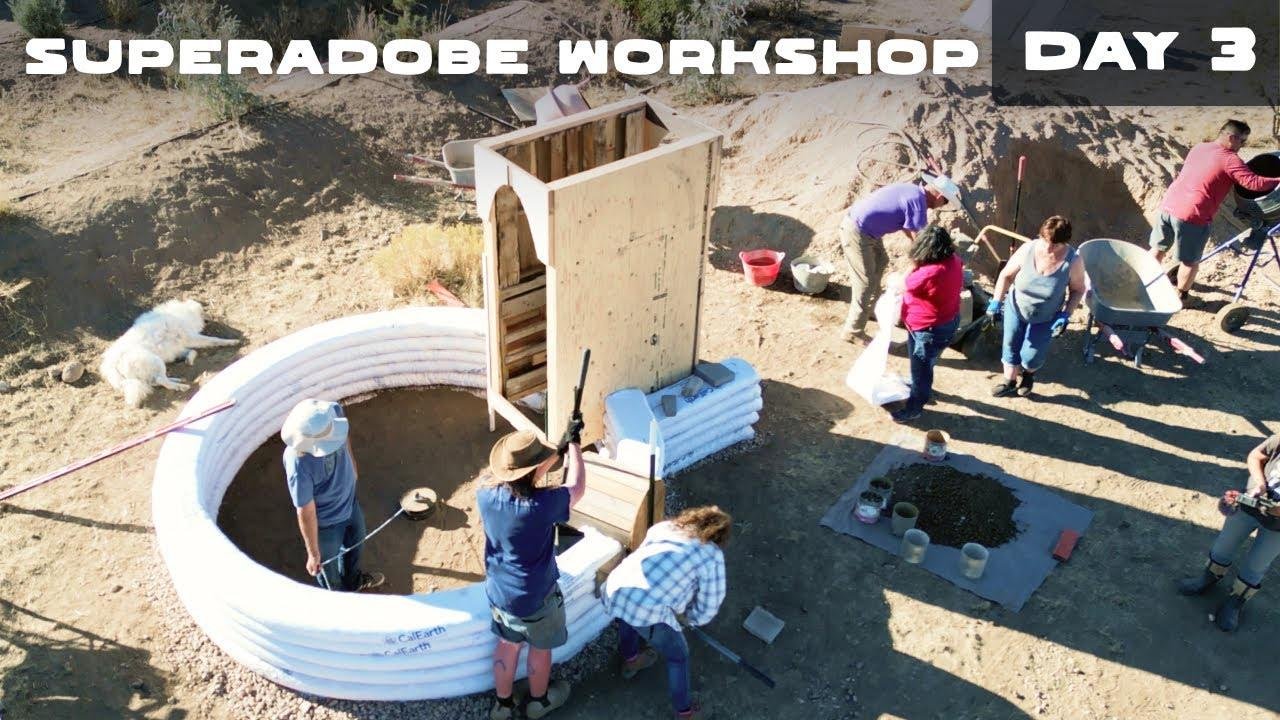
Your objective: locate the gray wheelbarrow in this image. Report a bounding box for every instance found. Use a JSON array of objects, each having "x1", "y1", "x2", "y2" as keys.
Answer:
[
  {"x1": 1079, "y1": 238, "x2": 1203, "y2": 368},
  {"x1": 396, "y1": 139, "x2": 479, "y2": 189}
]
